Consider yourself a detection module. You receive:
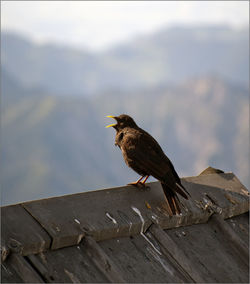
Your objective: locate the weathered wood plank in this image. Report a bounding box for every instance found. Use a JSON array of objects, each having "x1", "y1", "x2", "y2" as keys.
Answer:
[
  {"x1": 27, "y1": 243, "x2": 109, "y2": 283},
  {"x1": 84, "y1": 236, "x2": 125, "y2": 283},
  {"x1": 1, "y1": 262, "x2": 24, "y2": 283},
  {"x1": 1, "y1": 204, "x2": 51, "y2": 257},
  {"x1": 199, "y1": 166, "x2": 225, "y2": 175},
  {"x1": 99, "y1": 233, "x2": 191, "y2": 283},
  {"x1": 22, "y1": 185, "x2": 156, "y2": 249},
  {"x1": 184, "y1": 172, "x2": 249, "y2": 218},
  {"x1": 166, "y1": 216, "x2": 249, "y2": 283},
  {"x1": 146, "y1": 172, "x2": 249, "y2": 230},
  {"x1": 225, "y1": 212, "x2": 249, "y2": 247},
  {"x1": 20, "y1": 172, "x2": 249, "y2": 250},
  {"x1": 149, "y1": 224, "x2": 205, "y2": 283},
  {"x1": 209, "y1": 213, "x2": 249, "y2": 266},
  {"x1": 1, "y1": 254, "x2": 43, "y2": 283},
  {"x1": 186, "y1": 171, "x2": 249, "y2": 197}
]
